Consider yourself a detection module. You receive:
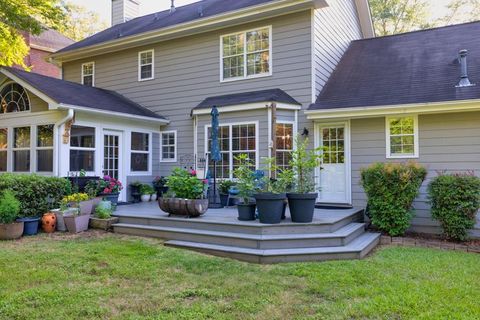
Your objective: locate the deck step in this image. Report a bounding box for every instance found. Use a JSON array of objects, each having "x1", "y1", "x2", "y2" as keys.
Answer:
[
  {"x1": 165, "y1": 232, "x2": 381, "y2": 264},
  {"x1": 113, "y1": 222, "x2": 366, "y2": 249}
]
